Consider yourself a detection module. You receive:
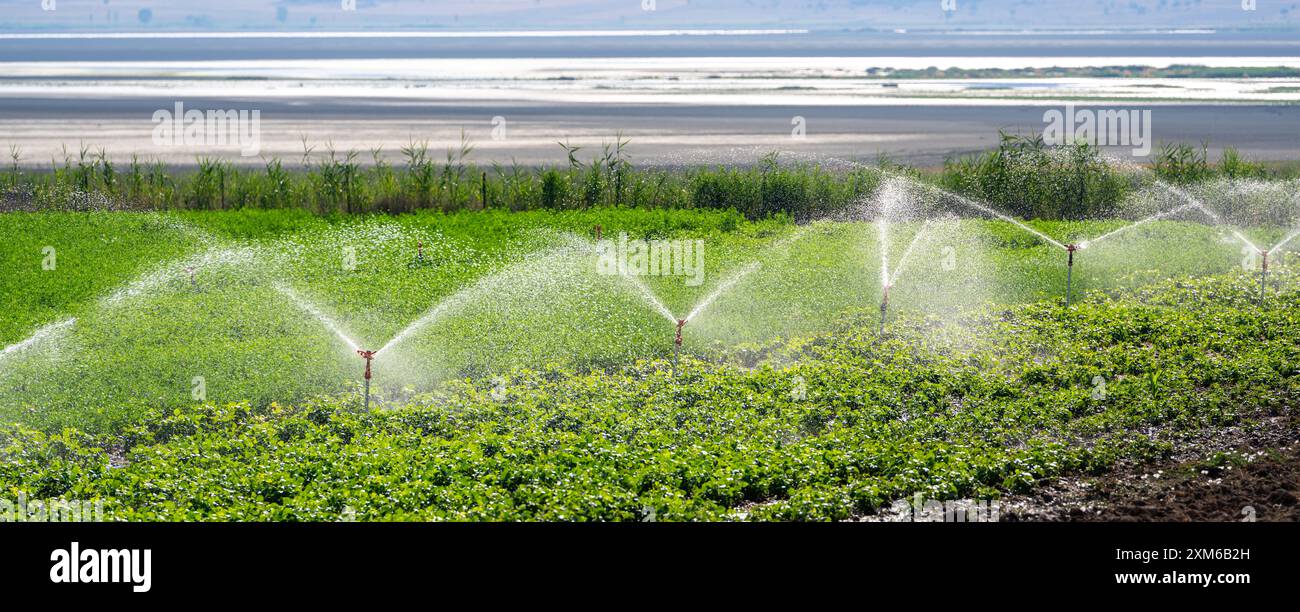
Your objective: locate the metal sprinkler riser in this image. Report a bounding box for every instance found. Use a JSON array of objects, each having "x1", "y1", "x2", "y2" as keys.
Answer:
[
  {"x1": 1260, "y1": 250, "x2": 1269, "y2": 305},
  {"x1": 672, "y1": 319, "x2": 686, "y2": 377},
  {"x1": 879, "y1": 284, "x2": 891, "y2": 334},
  {"x1": 1065, "y1": 244, "x2": 1079, "y2": 306},
  {"x1": 356, "y1": 349, "x2": 376, "y2": 409}
]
